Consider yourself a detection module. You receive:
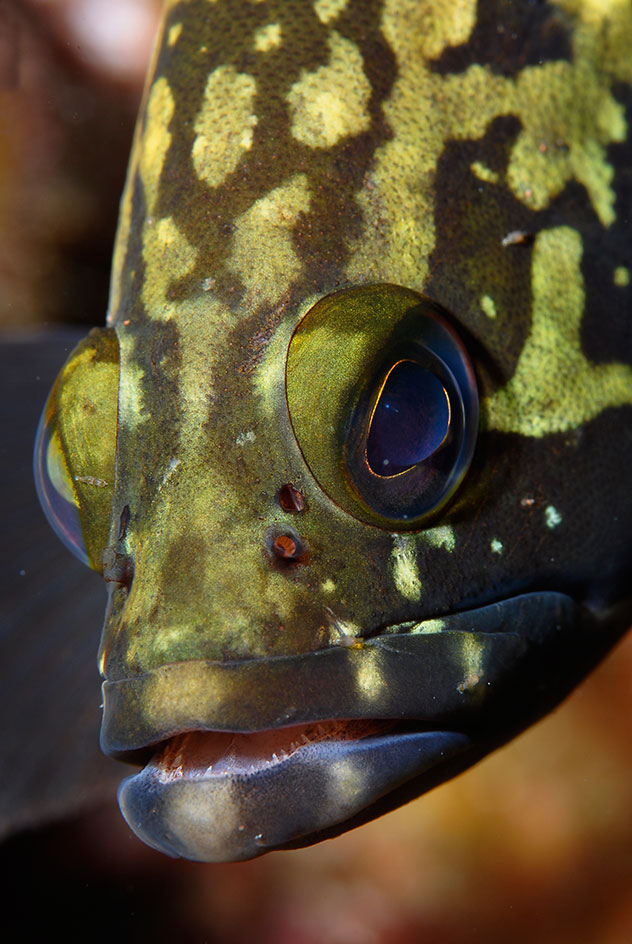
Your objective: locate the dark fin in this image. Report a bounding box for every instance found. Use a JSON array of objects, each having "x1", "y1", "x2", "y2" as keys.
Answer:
[{"x1": 0, "y1": 331, "x2": 121, "y2": 839}]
